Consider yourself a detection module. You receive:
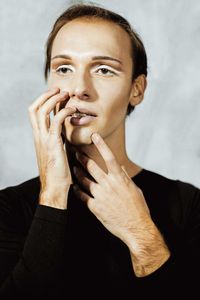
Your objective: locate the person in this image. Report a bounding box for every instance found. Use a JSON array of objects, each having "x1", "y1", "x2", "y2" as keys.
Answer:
[{"x1": 0, "y1": 3, "x2": 199, "y2": 299}]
